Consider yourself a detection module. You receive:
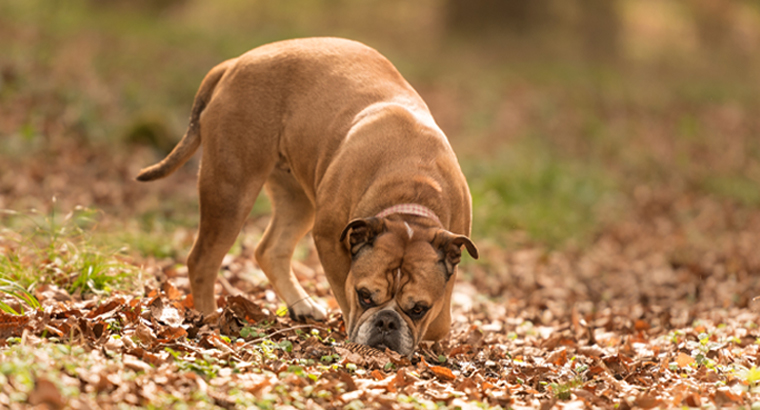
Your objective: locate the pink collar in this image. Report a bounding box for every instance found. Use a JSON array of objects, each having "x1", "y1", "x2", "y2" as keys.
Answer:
[{"x1": 375, "y1": 203, "x2": 442, "y2": 226}]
